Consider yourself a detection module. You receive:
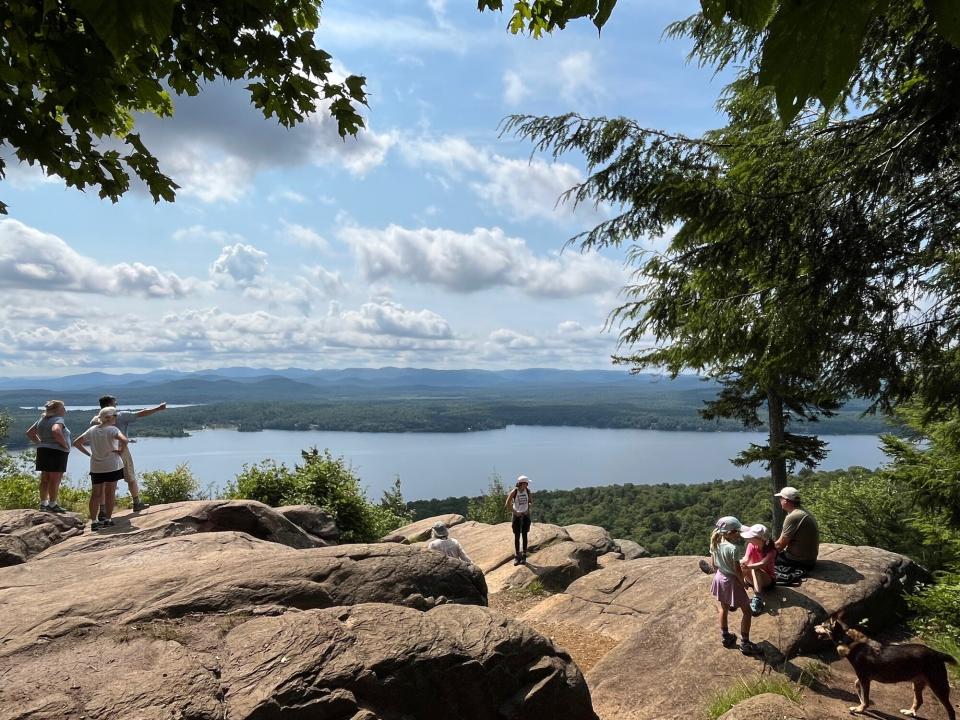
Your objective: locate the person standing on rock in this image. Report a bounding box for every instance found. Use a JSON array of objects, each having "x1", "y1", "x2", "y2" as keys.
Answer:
[
  {"x1": 705, "y1": 516, "x2": 762, "y2": 655},
  {"x1": 73, "y1": 406, "x2": 128, "y2": 531},
  {"x1": 739, "y1": 523, "x2": 776, "y2": 615},
  {"x1": 25, "y1": 400, "x2": 72, "y2": 513},
  {"x1": 505, "y1": 475, "x2": 532, "y2": 566},
  {"x1": 773, "y1": 486, "x2": 819, "y2": 581},
  {"x1": 427, "y1": 522, "x2": 473, "y2": 564},
  {"x1": 91, "y1": 395, "x2": 166, "y2": 516}
]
